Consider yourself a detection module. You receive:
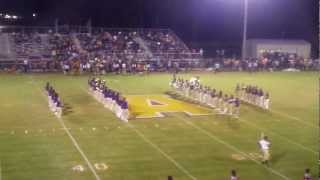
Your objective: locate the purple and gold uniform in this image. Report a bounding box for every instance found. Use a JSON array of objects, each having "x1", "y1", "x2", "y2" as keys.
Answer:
[
  {"x1": 45, "y1": 83, "x2": 63, "y2": 118},
  {"x1": 88, "y1": 78, "x2": 130, "y2": 121},
  {"x1": 217, "y1": 91, "x2": 223, "y2": 111},
  {"x1": 233, "y1": 98, "x2": 240, "y2": 118},
  {"x1": 111, "y1": 92, "x2": 119, "y2": 112},
  {"x1": 303, "y1": 169, "x2": 312, "y2": 180},
  {"x1": 221, "y1": 94, "x2": 229, "y2": 114},
  {"x1": 264, "y1": 93, "x2": 270, "y2": 110},
  {"x1": 170, "y1": 76, "x2": 241, "y2": 117},
  {"x1": 258, "y1": 89, "x2": 264, "y2": 107},
  {"x1": 228, "y1": 95, "x2": 235, "y2": 115},
  {"x1": 120, "y1": 99, "x2": 129, "y2": 122},
  {"x1": 230, "y1": 170, "x2": 238, "y2": 180}
]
